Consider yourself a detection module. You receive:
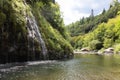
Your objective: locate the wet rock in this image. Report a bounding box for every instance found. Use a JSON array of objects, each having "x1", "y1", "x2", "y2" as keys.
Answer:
[
  {"x1": 104, "y1": 48, "x2": 114, "y2": 54},
  {"x1": 9, "y1": 45, "x2": 17, "y2": 53},
  {"x1": 81, "y1": 48, "x2": 90, "y2": 52}
]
